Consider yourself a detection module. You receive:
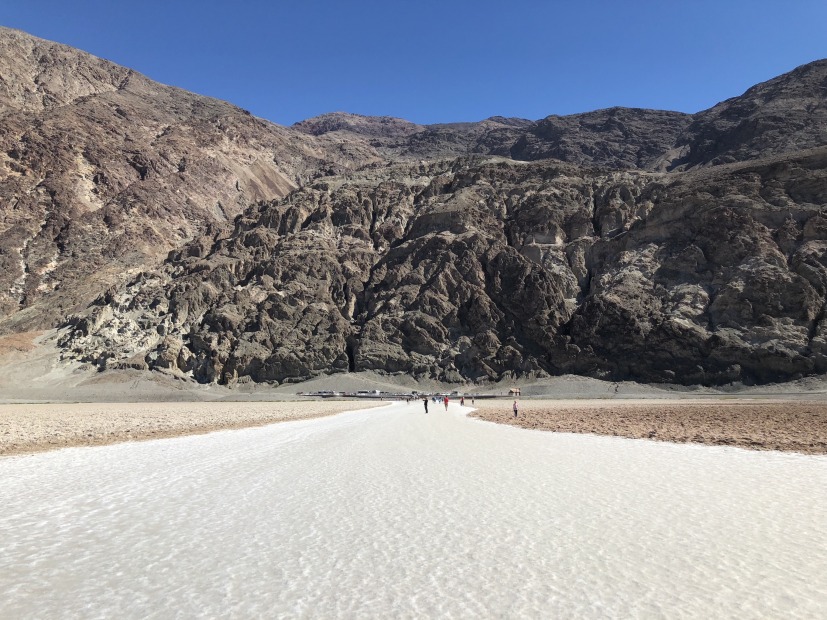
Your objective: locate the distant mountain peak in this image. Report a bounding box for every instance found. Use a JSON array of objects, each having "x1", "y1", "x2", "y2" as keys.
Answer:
[{"x1": 293, "y1": 112, "x2": 422, "y2": 137}]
